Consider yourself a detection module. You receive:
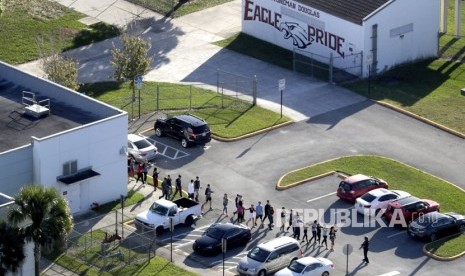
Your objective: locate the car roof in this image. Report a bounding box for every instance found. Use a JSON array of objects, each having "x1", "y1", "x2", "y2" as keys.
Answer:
[
  {"x1": 155, "y1": 199, "x2": 177, "y2": 208},
  {"x1": 366, "y1": 188, "x2": 390, "y2": 197},
  {"x1": 128, "y1": 133, "x2": 144, "y2": 142},
  {"x1": 296, "y1": 256, "x2": 323, "y2": 266},
  {"x1": 419, "y1": 211, "x2": 446, "y2": 221},
  {"x1": 175, "y1": 114, "x2": 206, "y2": 127},
  {"x1": 390, "y1": 196, "x2": 420, "y2": 207},
  {"x1": 211, "y1": 223, "x2": 247, "y2": 232},
  {"x1": 258, "y1": 236, "x2": 299, "y2": 251},
  {"x1": 344, "y1": 174, "x2": 370, "y2": 184}
]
